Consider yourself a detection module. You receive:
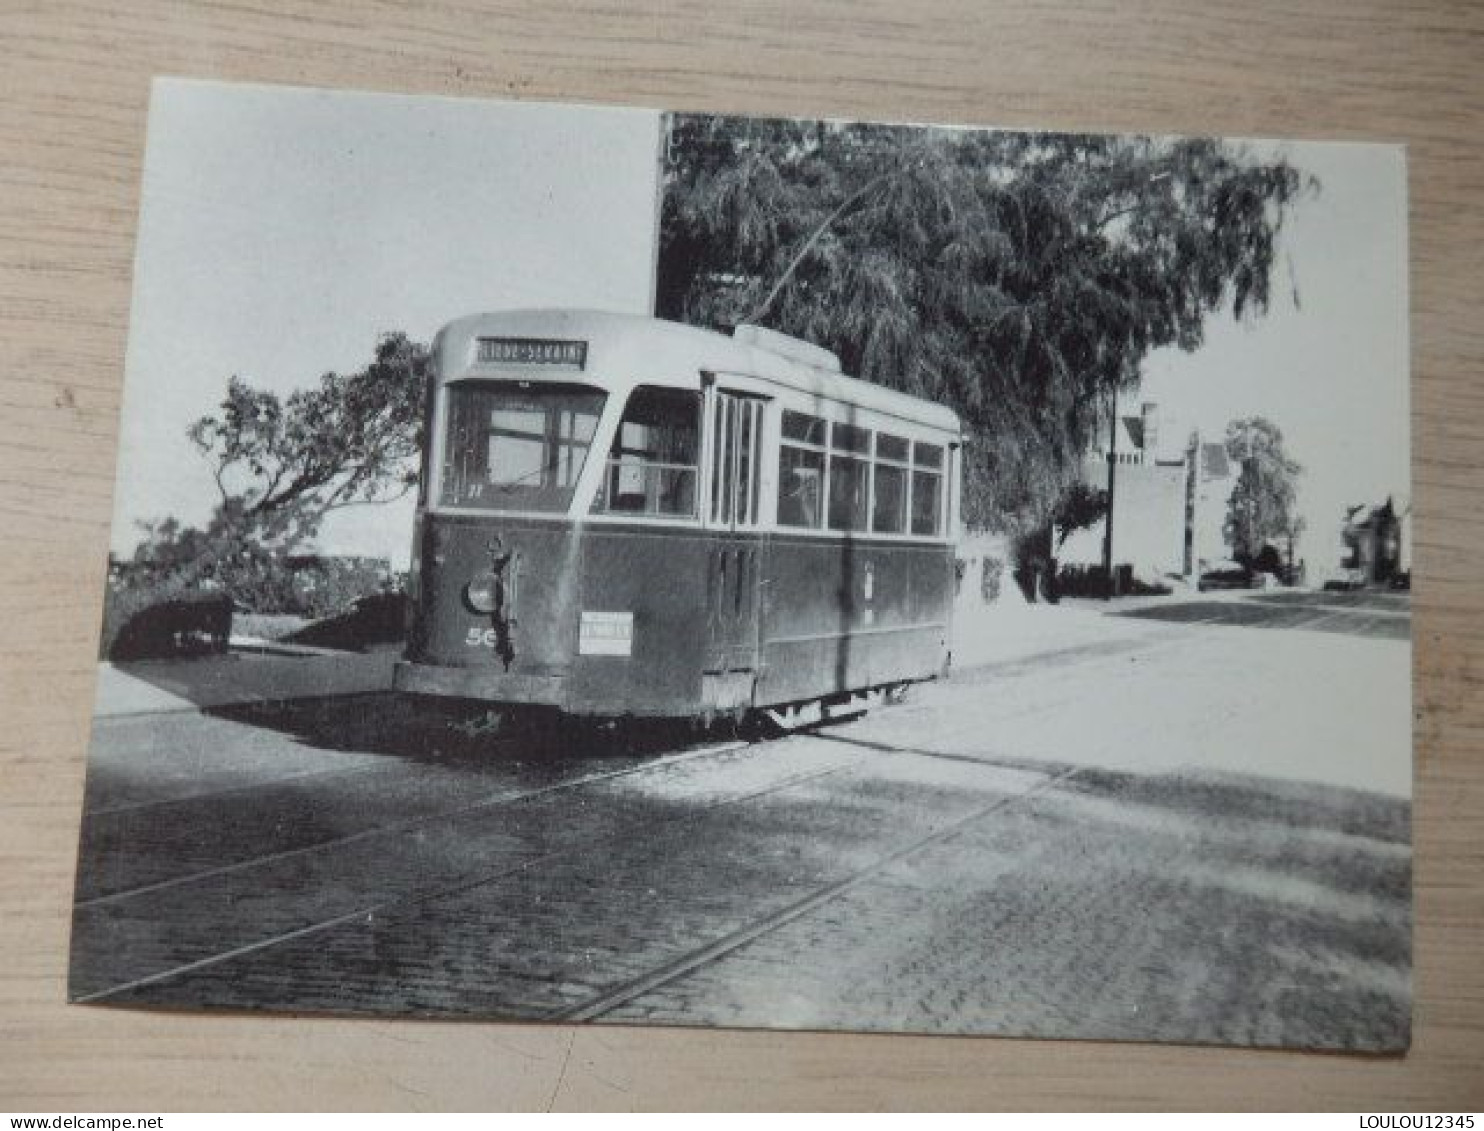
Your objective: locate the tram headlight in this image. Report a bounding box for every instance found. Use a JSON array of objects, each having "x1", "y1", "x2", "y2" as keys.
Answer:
[{"x1": 465, "y1": 571, "x2": 499, "y2": 614}]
